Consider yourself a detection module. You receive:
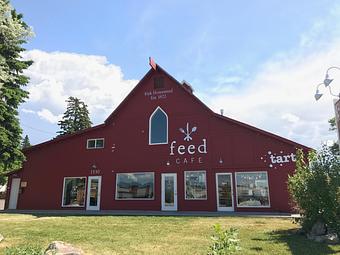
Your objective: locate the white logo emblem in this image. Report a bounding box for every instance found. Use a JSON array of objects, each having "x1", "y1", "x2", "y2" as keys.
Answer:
[{"x1": 179, "y1": 122, "x2": 197, "y2": 141}]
